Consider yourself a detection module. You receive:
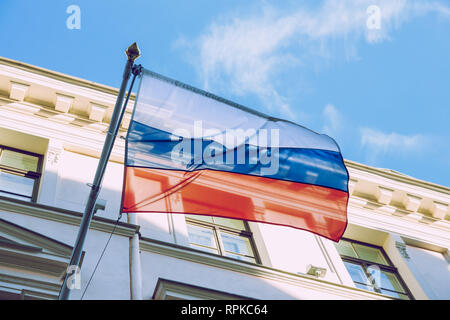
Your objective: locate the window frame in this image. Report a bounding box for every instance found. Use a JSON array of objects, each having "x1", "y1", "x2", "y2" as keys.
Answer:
[
  {"x1": 185, "y1": 215, "x2": 260, "y2": 264},
  {"x1": 153, "y1": 278, "x2": 252, "y2": 300},
  {"x1": 337, "y1": 238, "x2": 414, "y2": 300},
  {"x1": 0, "y1": 145, "x2": 43, "y2": 202}
]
